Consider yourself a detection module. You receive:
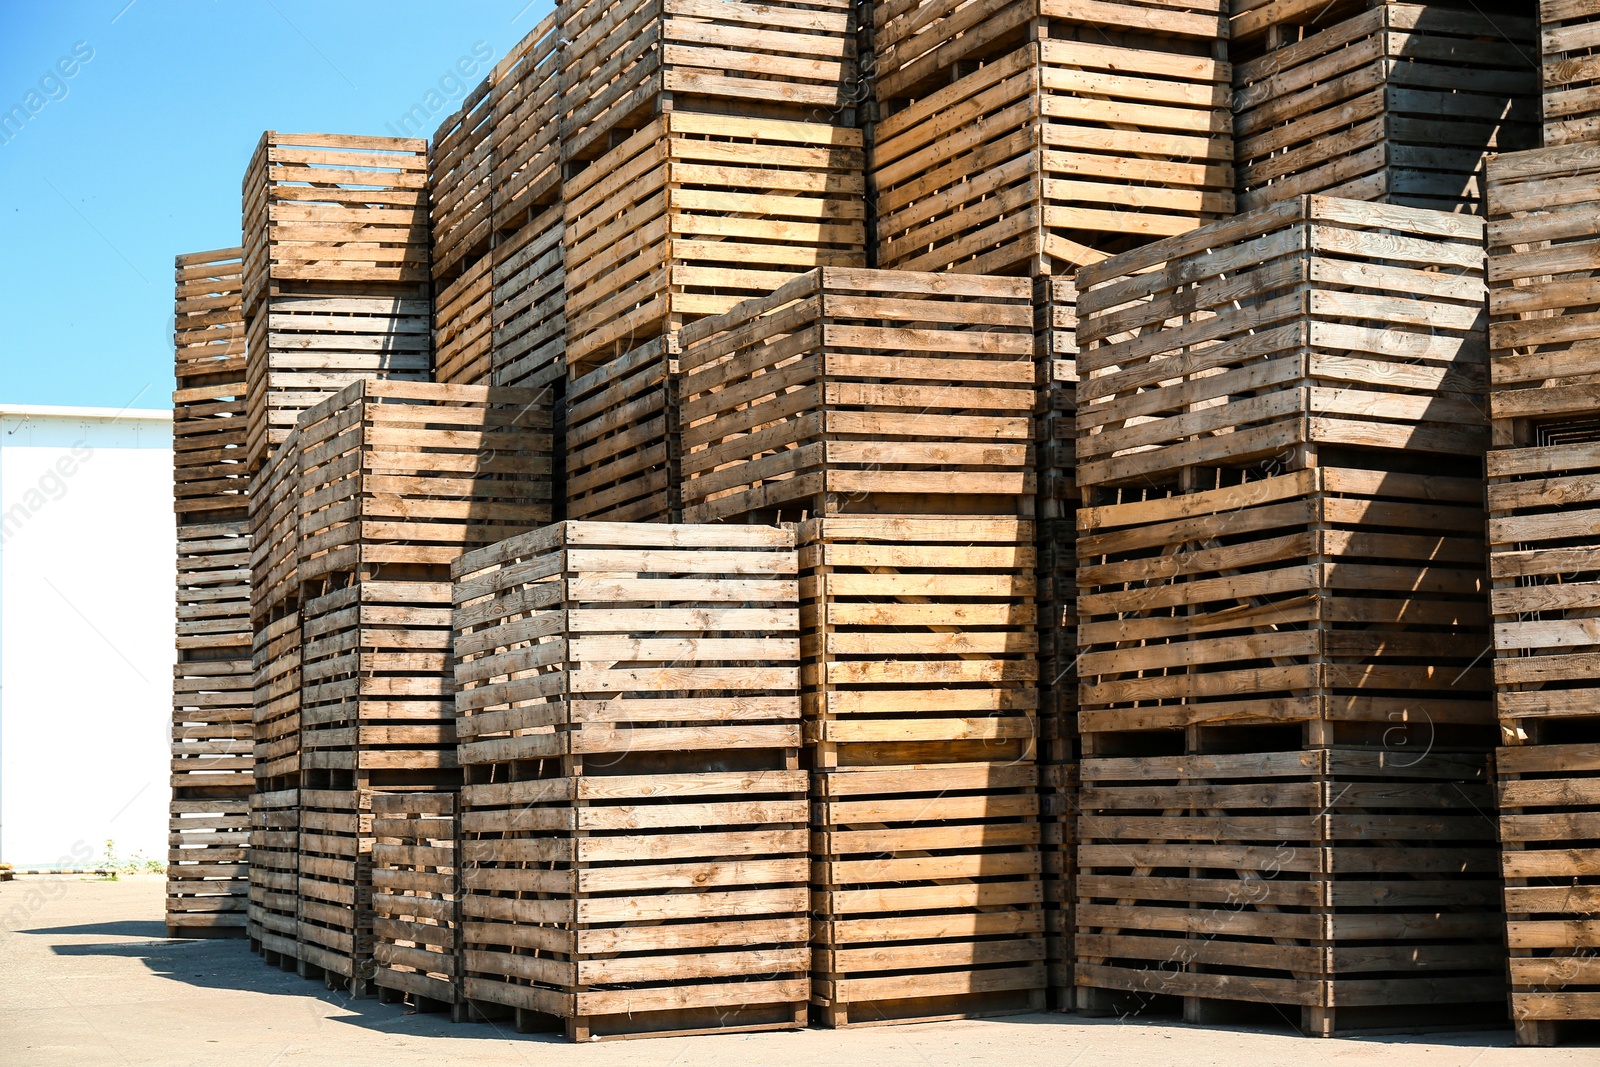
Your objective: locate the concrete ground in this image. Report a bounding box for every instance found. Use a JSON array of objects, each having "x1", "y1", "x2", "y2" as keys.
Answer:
[{"x1": 1, "y1": 875, "x2": 1593, "y2": 1067}]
